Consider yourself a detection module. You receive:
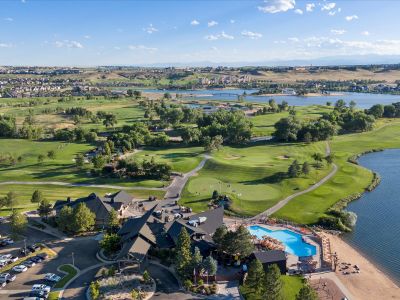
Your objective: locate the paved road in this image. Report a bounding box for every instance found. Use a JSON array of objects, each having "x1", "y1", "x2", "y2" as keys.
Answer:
[
  {"x1": 164, "y1": 154, "x2": 211, "y2": 200},
  {"x1": 251, "y1": 142, "x2": 338, "y2": 219}
]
